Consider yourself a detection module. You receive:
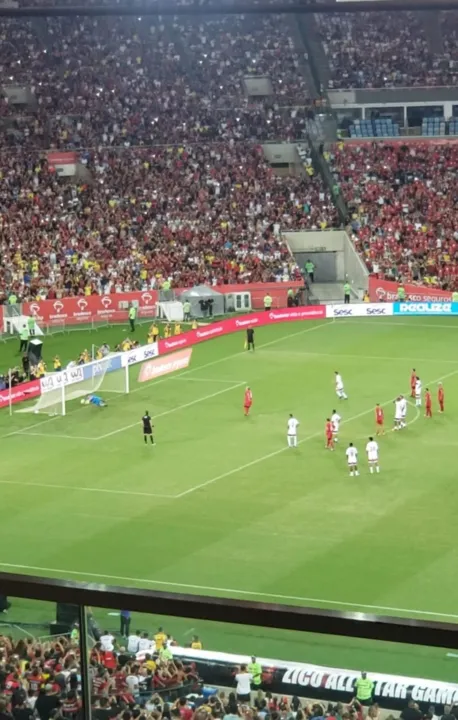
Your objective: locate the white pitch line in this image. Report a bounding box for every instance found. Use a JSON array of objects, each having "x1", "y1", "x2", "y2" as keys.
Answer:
[
  {"x1": 266, "y1": 350, "x2": 458, "y2": 365},
  {"x1": 0, "y1": 561, "x2": 457, "y2": 620},
  {"x1": 340, "y1": 320, "x2": 458, "y2": 330},
  {"x1": 0, "y1": 479, "x2": 175, "y2": 499},
  {"x1": 13, "y1": 625, "x2": 35, "y2": 639},
  {"x1": 95, "y1": 381, "x2": 246, "y2": 440},
  {"x1": 20, "y1": 432, "x2": 97, "y2": 441},
  {"x1": 3, "y1": 370, "x2": 453, "y2": 501},
  {"x1": 353, "y1": 399, "x2": 420, "y2": 443},
  {"x1": 1, "y1": 320, "x2": 331, "y2": 440},
  {"x1": 174, "y1": 367, "x2": 458, "y2": 498},
  {"x1": 172, "y1": 377, "x2": 247, "y2": 384}
]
